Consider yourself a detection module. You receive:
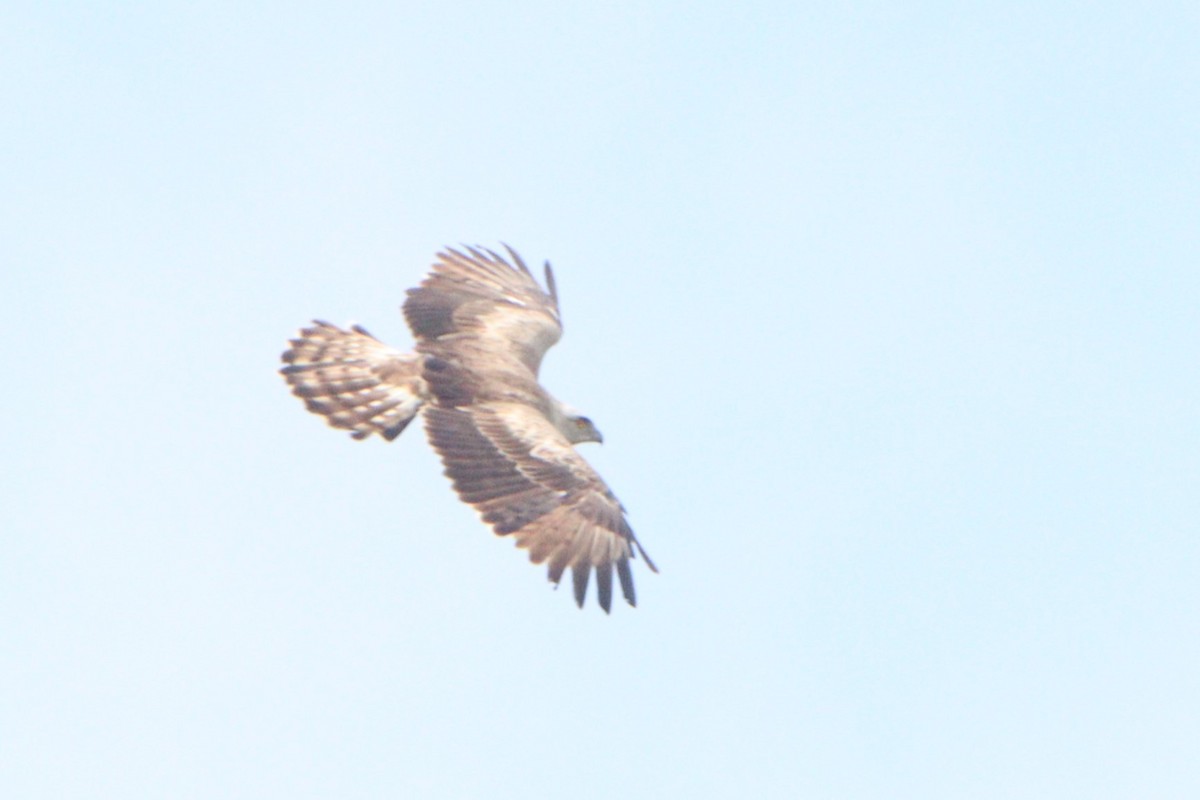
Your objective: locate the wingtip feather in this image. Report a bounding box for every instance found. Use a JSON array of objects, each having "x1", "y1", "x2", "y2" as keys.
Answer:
[
  {"x1": 595, "y1": 561, "x2": 614, "y2": 612},
  {"x1": 571, "y1": 564, "x2": 591, "y2": 610},
  {"x1": 500, "y1": 242, "x2": 532, "y2": 277},
  {"x1": 616, "y1": 558, "x2": 636, "y2": 607},
  {"x1": 543, "y1": 261, "x2": 558, "y2": 307}
]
